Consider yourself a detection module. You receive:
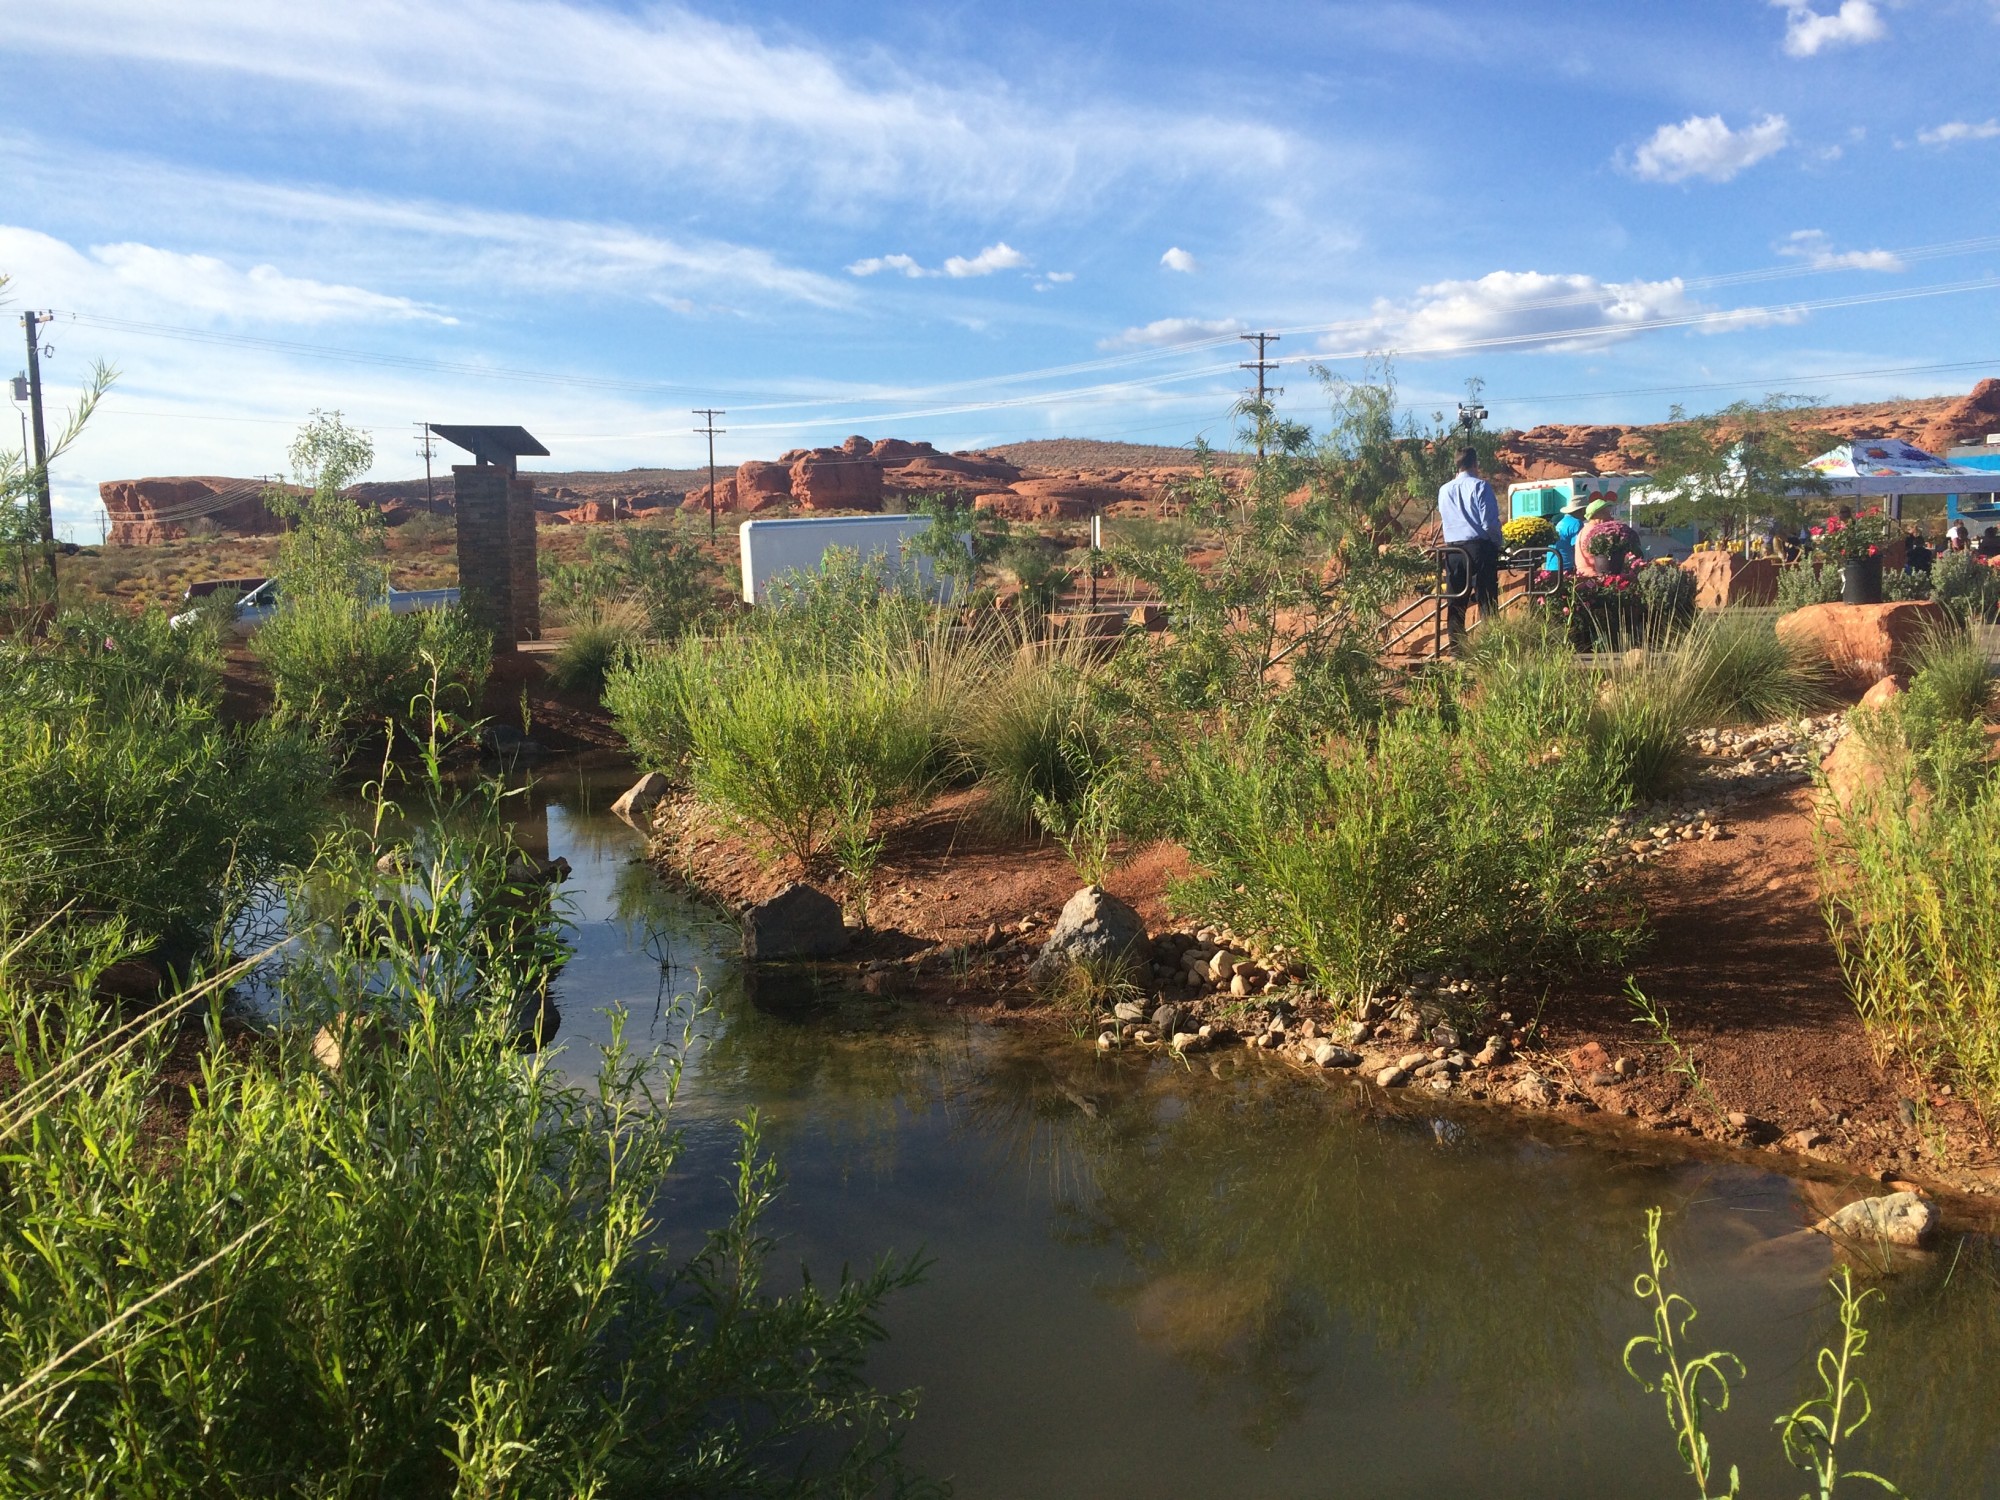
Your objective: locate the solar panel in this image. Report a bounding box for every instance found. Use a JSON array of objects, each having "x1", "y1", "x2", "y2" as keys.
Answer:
[{"x1": 427, "y1": 424, "x2": 549, "y2": 467}]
